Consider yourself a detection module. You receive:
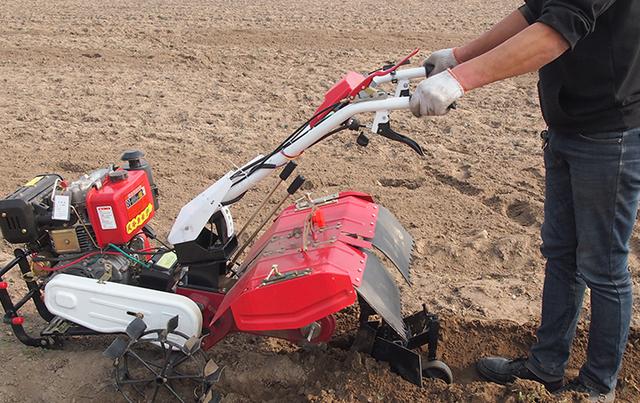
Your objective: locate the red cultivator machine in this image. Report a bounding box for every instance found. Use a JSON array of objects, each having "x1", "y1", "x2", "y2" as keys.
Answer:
[{"x1": 0, "y1": 50, "x2": 452, "y2": 402}]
